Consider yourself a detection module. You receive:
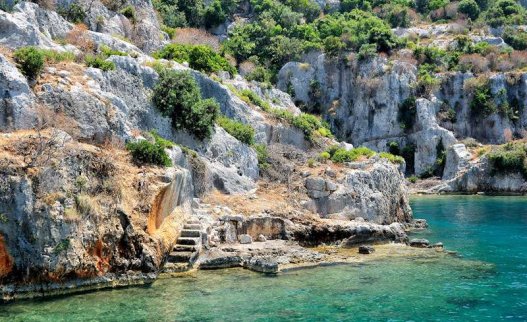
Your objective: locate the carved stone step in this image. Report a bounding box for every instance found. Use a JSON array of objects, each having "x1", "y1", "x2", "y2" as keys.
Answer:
[
  {"x1": 180, "y1": 229, "x2": 201, "y2": 238},
  {"x1": 177, "y1": 237, "x2": 201, "y2": 245},
  {"x1": 173, "y1": 245, "x2": 198, "y2": 252},
  {"x1": 183, "y1": 224, "x2": 202, "y2": 230},
  {"x1": 168, "y1": 251, "x2": 198, "y2": 263}
]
